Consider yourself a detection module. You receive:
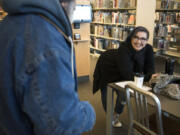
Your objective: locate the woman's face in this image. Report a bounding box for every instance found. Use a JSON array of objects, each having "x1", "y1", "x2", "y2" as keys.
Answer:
[{"x1": 131, "y1": 32, "x2": 148, "y2": 51}]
